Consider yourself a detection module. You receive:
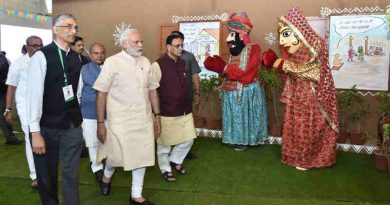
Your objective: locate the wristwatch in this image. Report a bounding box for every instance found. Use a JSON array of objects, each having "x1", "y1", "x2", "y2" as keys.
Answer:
[{"x1": 3, "y1": 108, "x2": 12, "y2": 117}]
